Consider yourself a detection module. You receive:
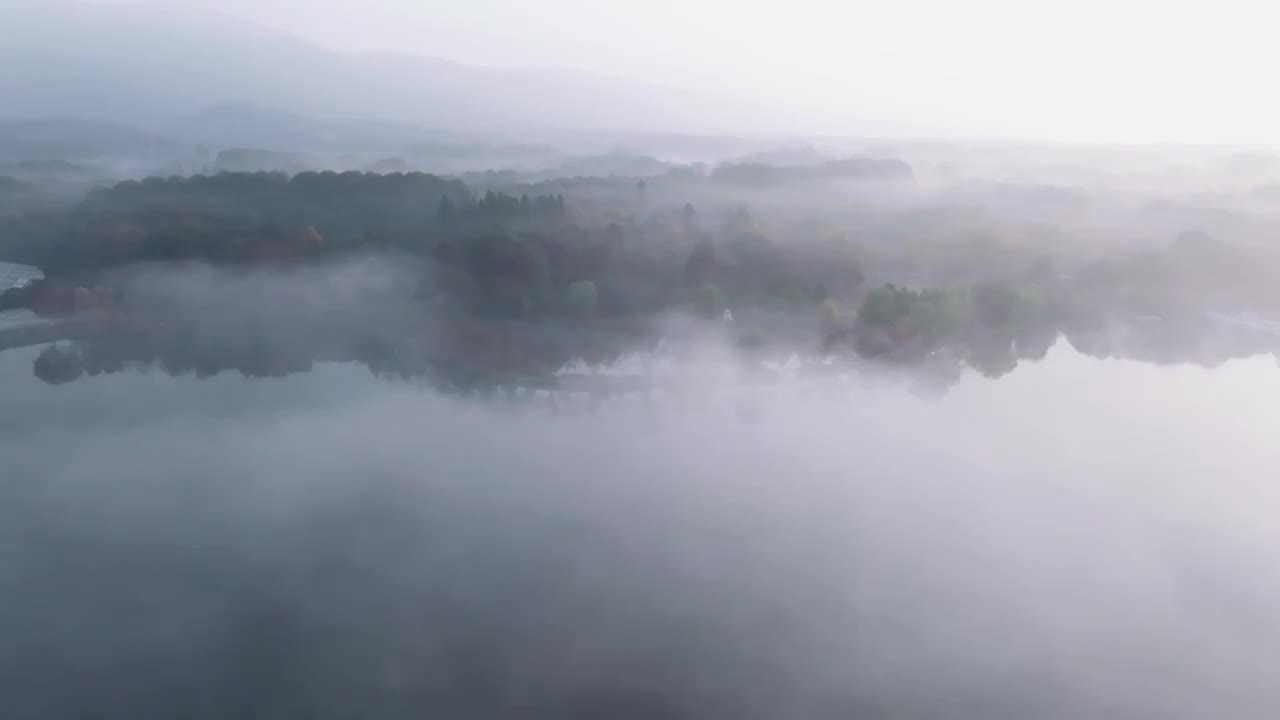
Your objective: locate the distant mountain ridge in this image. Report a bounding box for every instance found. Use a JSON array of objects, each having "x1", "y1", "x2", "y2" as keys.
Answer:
[{"x1": 0, "y1": 1, "x2": 783, "y2": 141}]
